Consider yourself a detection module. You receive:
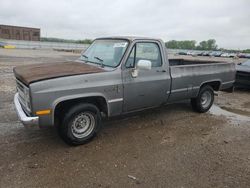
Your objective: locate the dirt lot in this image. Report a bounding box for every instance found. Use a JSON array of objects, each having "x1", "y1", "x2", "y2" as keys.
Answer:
[{"x1": 0, "y1": 49, "x2": 249, "y2": 188}]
